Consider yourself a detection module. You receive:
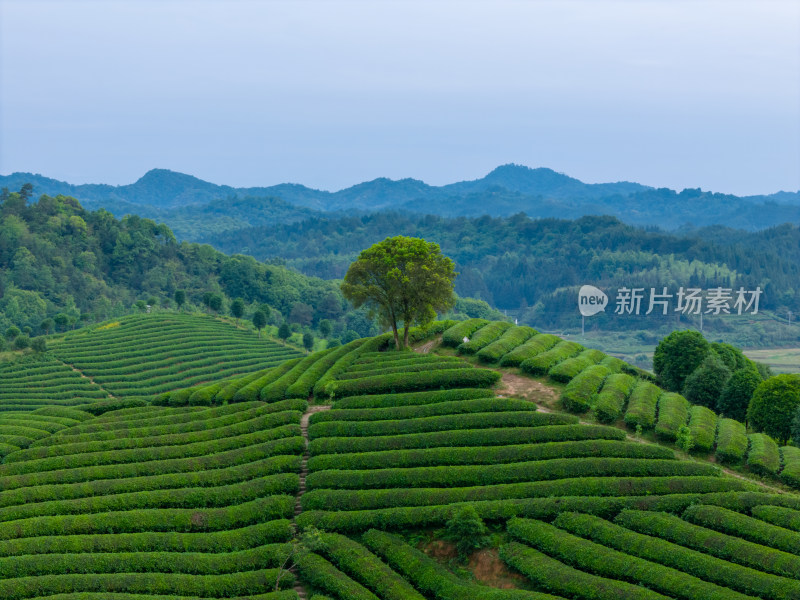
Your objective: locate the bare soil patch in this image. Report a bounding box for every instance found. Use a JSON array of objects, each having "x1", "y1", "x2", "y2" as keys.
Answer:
[
  {"x1": 468, "y1": 548, "x2": 526, "y2": 589},
  {"x1": 497, "y1": 372, "x2": 559, "y2": 408}
]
